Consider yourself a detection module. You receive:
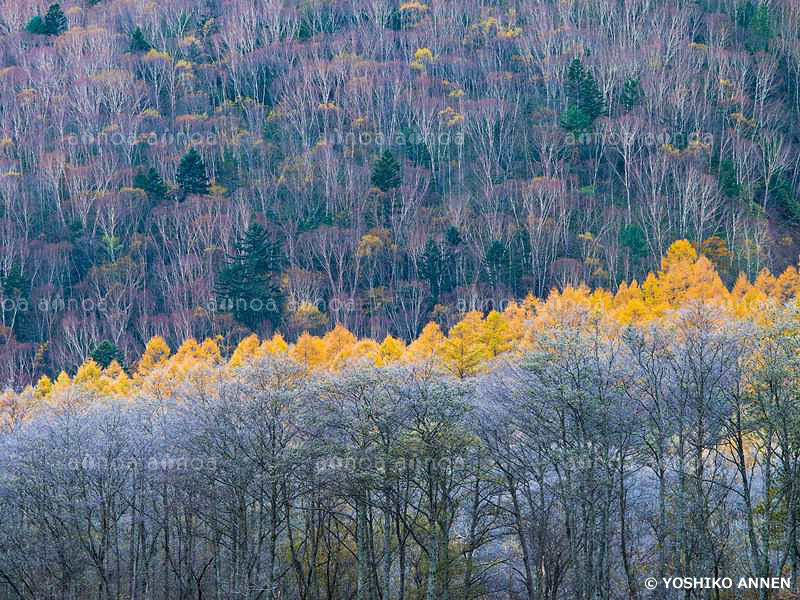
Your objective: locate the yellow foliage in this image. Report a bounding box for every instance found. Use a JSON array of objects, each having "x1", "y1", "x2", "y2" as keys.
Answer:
[
  {"x1": 405, "y1": 322, "x2": 446, "y2": 362},
  {"x1": 320, "y1": 325, "x2": 357, "y2": 367},
  {"x1": 414, "y1": 48, "x2": 434, "y2": 62},
  {"x1": 731, "y1": 273, "x2": 751, "y2": 298},
  {"x1": 534, "y1": 285, "x2": 596, "y2": 328},
  {"x1": 357, "y1": 233, "x2": 384, "y2": 257},
  {"x1": 481, "y1": 311, "x2": 513, "y2": 357},
  {"x1": 615, "y1": 298, "x2": 653, "y2": 326},
  {"x1": 53, "y1": 371, "x2": 72, "y2": 389},
  {"x1": 442, "y1": 312, "x2": 490, "y2": 378},
  {"x1": 20, "y1": 238, "x2": 800, "y2": 413},
  {"x1": 34, "y1": 375, "x2": 53, "y2": 400},
  {"x1": 439, "y1": 106, "x2": 464, "y2": 126},
  {"x1": 377, "y1": 335, "x2": 406, "y2": 366},
  {"x1": 199, "y1": 338, "x2": 223, "y2": 363},
  {"x1": 175, "y1": 114, "x2": 207, "y2": 123},
  {"x1": 641, "y1": 272, "x2": 666, "y2": 309},
  {"x1": 105, "y1": 361, "x2": 133, "y2": 397},
  {"x1": 0, "y1": 389, "x2": 39, "y2": 431},
  {"x1": 263, "y1": 333, "x2": 289, "y2": 354},
  {"x1": 173, "y1": 338, "x2": 201, "y2": 363},
  {"x1": 400, "y1": 1, "x2": 428, "y2": 11},
  {"x1": 74, "y1": 360, "x2": 102, "y2": 387},
  {"x1": 229, "y1": 334, "x2": 261, "y2": 368},
  {"x1": 332, "y1": 339, "x2": 380, "y2": 370},
  {"x1": 144, "y1": 49, "x2": 171, "y2": 62},
  {"x1": 754, "y1": 269, "x2": 776, "y2": 297},
  {"x1": 136, "y1": 336, "x2": 170, "y2": 377},
  {"x1": 683, "y1": 256, "x2": 729, "y2": 305},
  {"x1": 774, "y1": 266, "x2": 800, "y2": 303},
  {"x1": 291, "y1": 332, "x2": 326, "y2": 369},
  {"x1": 614, "y1": 280, "x2": 641, "y2": 306},
  {"x1": 660, "y1": 239, "x2": 698, "y2": 272}
]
